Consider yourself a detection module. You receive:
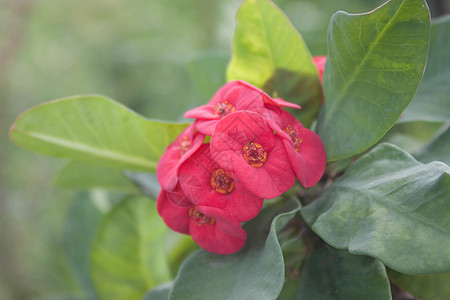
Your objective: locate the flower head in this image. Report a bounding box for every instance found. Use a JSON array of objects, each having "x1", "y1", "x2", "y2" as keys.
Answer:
[{"x1": 210, "y1": 111, "x2": 296, "y2": 199}]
